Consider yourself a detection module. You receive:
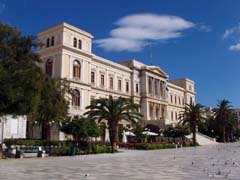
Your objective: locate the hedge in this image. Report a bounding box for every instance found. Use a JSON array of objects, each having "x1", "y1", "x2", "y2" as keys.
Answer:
[
  {"x1": 135, "y1": 143, "x2": 177, "y2": 150},
  {"x1": 135, "y1": 142, "x2": 196, "y2": 150},
  {"x1": 4, "y1": 139, "x2": 75, "y2": 148},
  {"x1": 3, "y1": 139, "x2": 112, "y2": 156}
]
